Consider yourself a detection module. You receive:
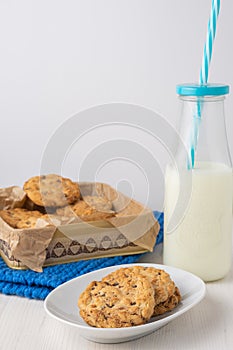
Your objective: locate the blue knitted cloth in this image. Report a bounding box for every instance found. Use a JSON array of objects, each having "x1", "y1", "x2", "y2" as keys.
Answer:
[{"x1": 0, "y1": 211, "x2": 163, "y2": 300}]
